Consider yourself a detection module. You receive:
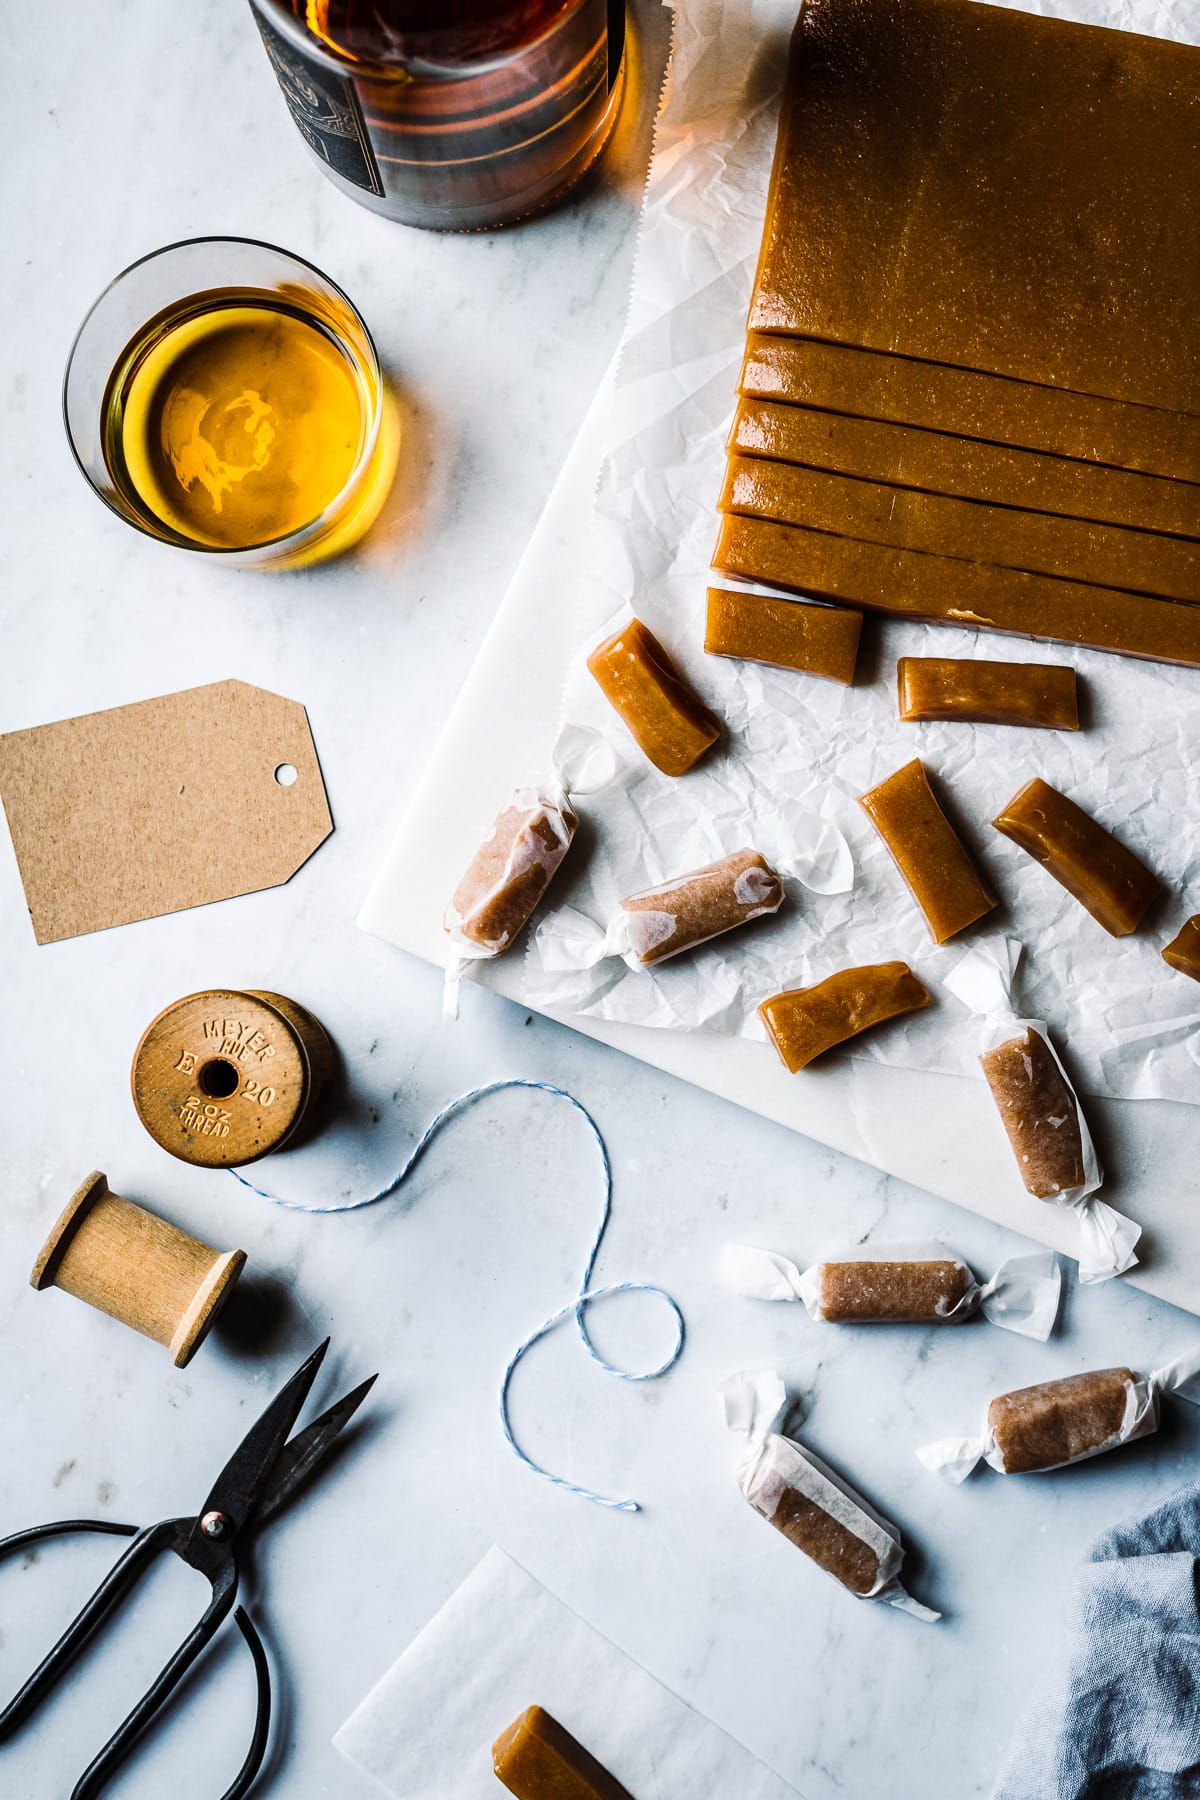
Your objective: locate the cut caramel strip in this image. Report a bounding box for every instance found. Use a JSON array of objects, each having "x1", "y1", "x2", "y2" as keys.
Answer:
[
  {"x1": 712, "y1": 514, "x2": 1200, "y2": 668},
  {"x1": 859, "y1": 759, "x2": 995, "y2": 943},
  {"x1": 720, "y1": 456, "x2": 1200, "y2": 602},
  {"x1": 730, "y1": 396, "x2": 1200, "y2": 538},
  {"x1": 750, "y1": 0, "x2": 1200, "y2": 413},
  {"x1": 1162, "y1": 917, "x2": 1200, "y2": 983},
  {"x1": 587, "y1": 616, "x2": 721, "y2": 776},
  {"x1": 704, "y1": 585, "x2": 861, "y2": 682},
  {"x1": 897, "y1": 658, "x2": 1079, "y2": 730},
  {"x1": 992, "y1": 777, "x2": 1160, "y2": 937},
  {"x1": 492, "y1": 1706, "x2": 633, "y2": 1800},
  {"x1": 759, "y1": 961, "x2": 931, "y2": 1071}
]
